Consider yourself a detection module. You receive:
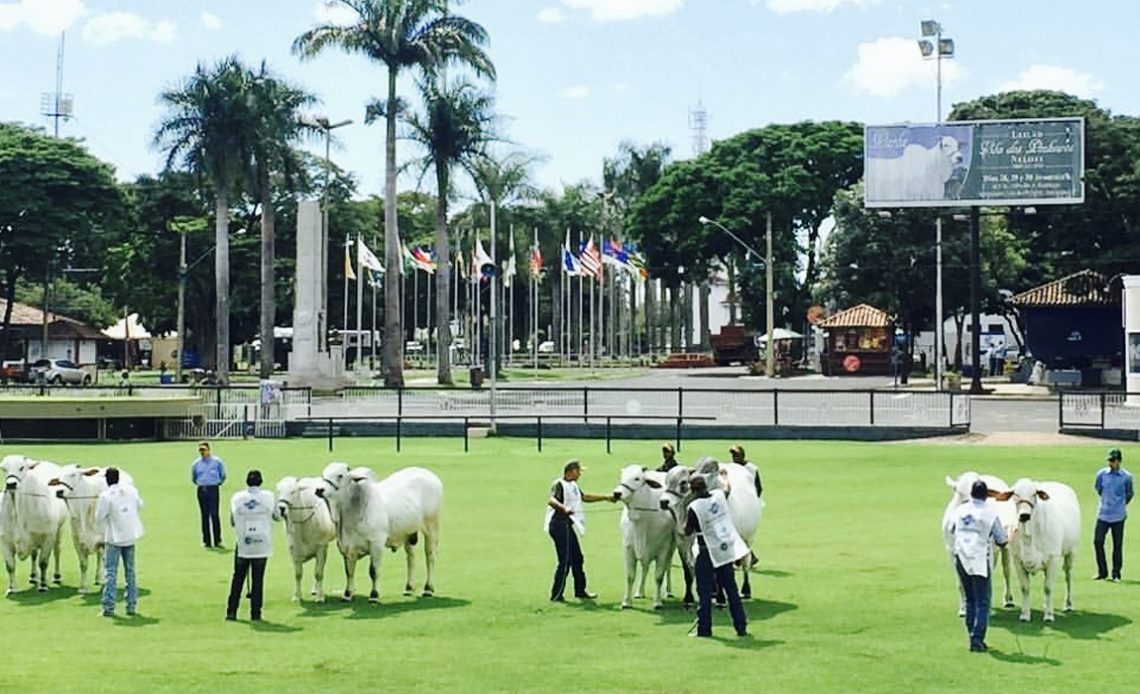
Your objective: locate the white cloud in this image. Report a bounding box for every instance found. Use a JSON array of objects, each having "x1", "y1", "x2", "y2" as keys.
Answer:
[
  {"x1": 0, "y1": 0, "x2": 85, "y2": 35},
  {"x1": 201, "y1": 12, "x2": 221, "y2": 30},
  {"x1": 537, "y1": 7, "x2": 565, "y2": 23},
  {"x1": 315, "y1": 1, "x2": 359, "y2": 26},
  {"x1": 561, "y1": 0, "x2": 682, "y2": 22},
  {"x1": 763, "y1": 0, "x2": 879, "y2": 13},
  {"x1": 997, "y1": 64, "x2": 1104, "y2": 98},
  {"x1": 561, "y1": 85, "x2": 590, "y2": 99},
  {"x1": 81, "y1": 12, "x2": 175, "y2": 45},
  {"x1": 844, "y1": 36, "x2": 961, "y2": 98}
]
